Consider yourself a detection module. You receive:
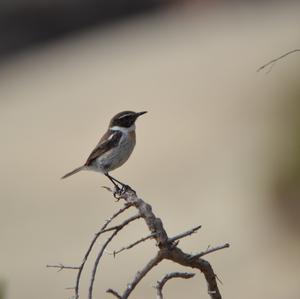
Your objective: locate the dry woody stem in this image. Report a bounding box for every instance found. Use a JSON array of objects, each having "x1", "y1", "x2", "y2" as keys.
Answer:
[
  {"x1": 155, "y1": 272, "x2": 195, "y2": 299},
  {"x1": 48, "y1": 186, "x2": 229, "y2": 299}
]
